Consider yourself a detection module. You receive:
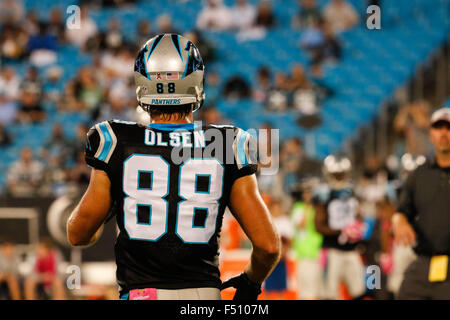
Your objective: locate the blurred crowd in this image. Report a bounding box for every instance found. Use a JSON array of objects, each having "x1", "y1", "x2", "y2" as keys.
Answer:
[
  {"x1": 0, "y1": 0, "x2": 441, "y2": 300},
  {"x1": 0, "y1": 0, "x2": 367, "y2": 198}
]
